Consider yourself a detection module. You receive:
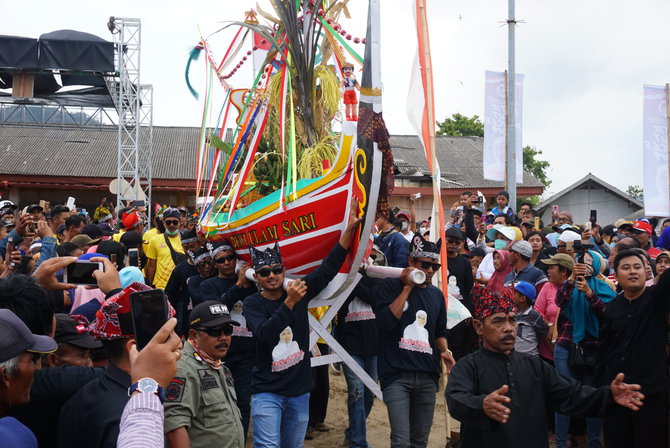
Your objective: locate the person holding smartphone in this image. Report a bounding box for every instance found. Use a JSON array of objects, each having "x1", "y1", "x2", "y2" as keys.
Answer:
[{"x1": 164, "y1": 301, "x2": 244, "y2": 448}]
